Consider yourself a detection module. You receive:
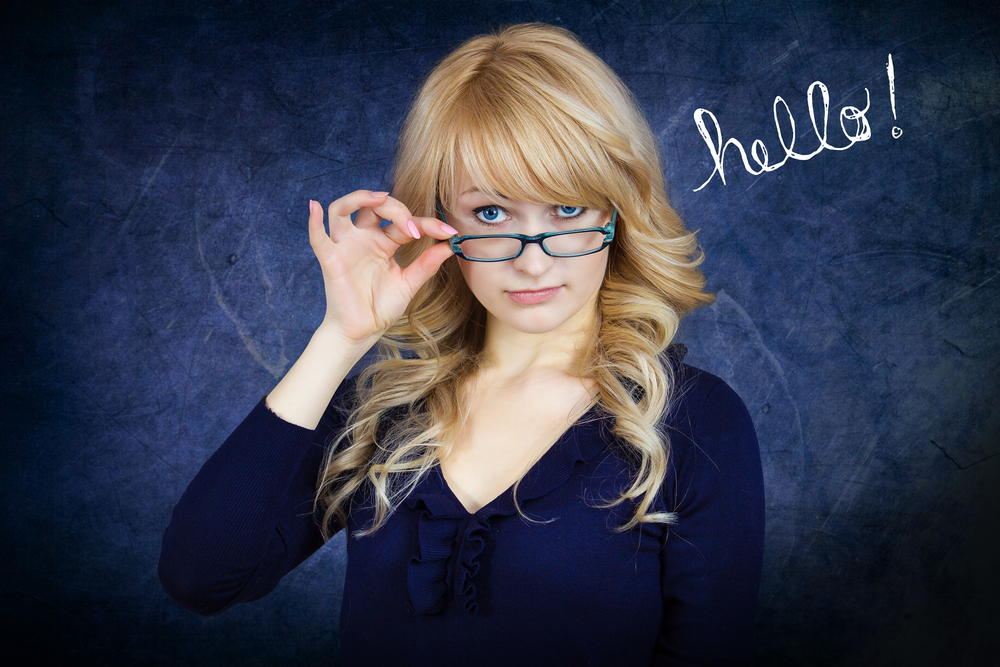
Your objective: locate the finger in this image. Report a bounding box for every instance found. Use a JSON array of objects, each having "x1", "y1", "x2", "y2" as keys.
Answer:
[
  {"x1": 416, "y1": 215, "x2": 459, "y2": 240},
  {"x1": 379, "y1": 219, "x2": 416, "y2": 245},
  {"x1": 327, "y1": 190, "x2": 391, "y2": 241},
  {"x1": 345, "y1": 195, "x2": 456, "y2": 247},
  {"x1": 367, "y1": 197, "x2": 424, "y2": 240},
  {"x1": 328, "y1": 189, "x2": 390, "y2": 218},
  {"x1": 399, "y1": 240, "x2": 456, "y2": 297},
  {"x1": 356, "y1": 194, "x2": 412, "y2": 230},
  {"x1": 387, "y1": 215, "x2": 459, "y2": 241},
  {"x1": 308, "y1": 200, "x2": 330, "y2": 253},
  {"x1": 354, "y1": 206, "x2": 380, "y2": 229},
  {"x1": 353, "y1": 194, "x2": 458, "y2": 242},
  {"x1": 352, "y1": 204, "x2": 412, "y2": 246},
  {"x1": 354, "y1": 194, "x2": 407, "y2": 229},
  {"x1": 376, "y1": 214, "x2": 455, "y2": 246}
]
